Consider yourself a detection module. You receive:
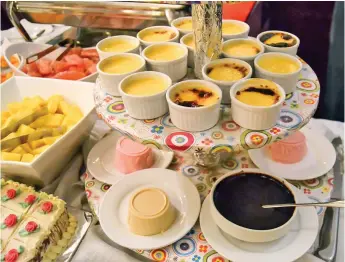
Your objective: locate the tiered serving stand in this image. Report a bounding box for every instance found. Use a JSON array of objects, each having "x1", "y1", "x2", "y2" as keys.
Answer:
[{"x1": 83, "y1": 60, "x2": 334, "y2": 261}]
